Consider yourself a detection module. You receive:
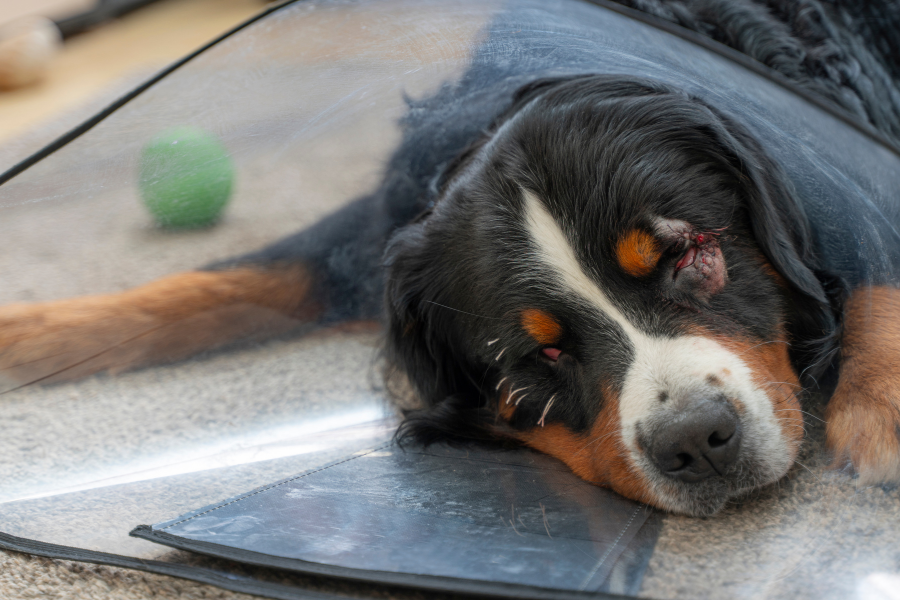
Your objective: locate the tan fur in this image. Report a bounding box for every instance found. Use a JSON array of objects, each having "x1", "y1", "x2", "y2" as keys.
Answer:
[
  {"x1": 826, "y1": 286, "x2": 900, "y2": 484},
  {"x1": 520, "y1": 308, "x2": 562, "y2": 346},
  {"x1": 513, "y1": 384, "x2": 659, "y2": 506},
  {"x1": 615, "y1": 229, "x2": 662, "y2": 277},
  {"x1": 497, "y1": 387, "x2": 517, "y2": 421},
  {"x1": 0, "y1": 267, "x2": 318, "y2": 384},
  {"x1": 714, "y1": 330, "x2": 805, "y2": 458},
  {"x1": 502, "y1": 326, "x2": 805, "y2": 506}
]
